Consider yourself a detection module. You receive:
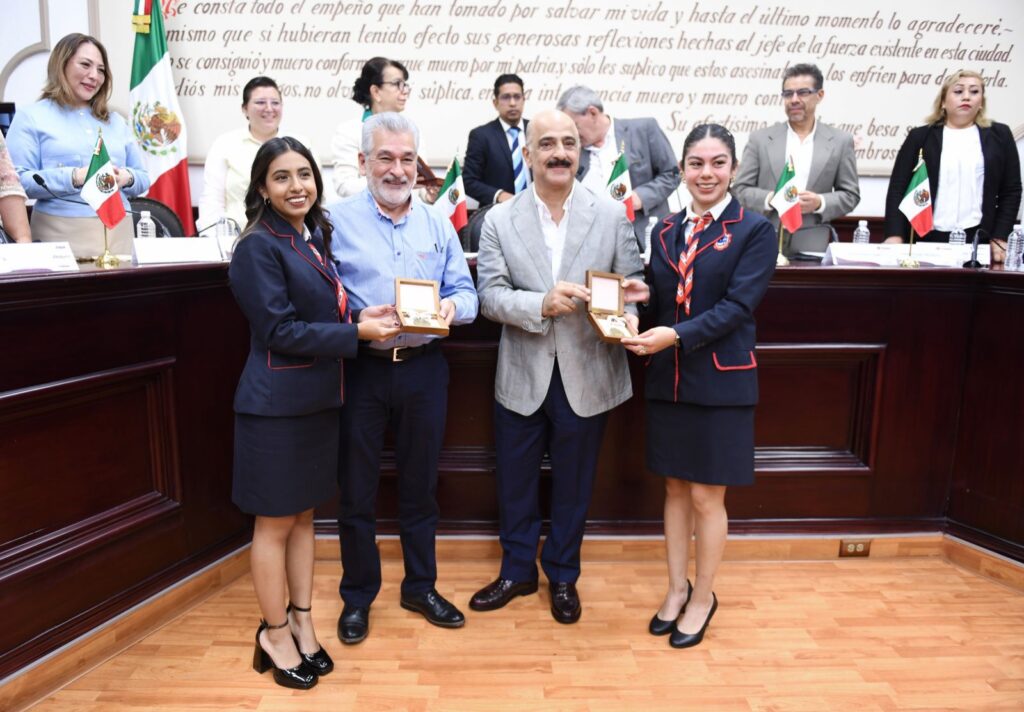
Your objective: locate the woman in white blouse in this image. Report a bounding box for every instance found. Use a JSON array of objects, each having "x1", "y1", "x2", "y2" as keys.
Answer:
[
  {"x1": 200, "y1": 76, "x2": 316, "y2": 231},
  {"x1": 883, "y1": 70, "x2": 1021, "y2": 260}
]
